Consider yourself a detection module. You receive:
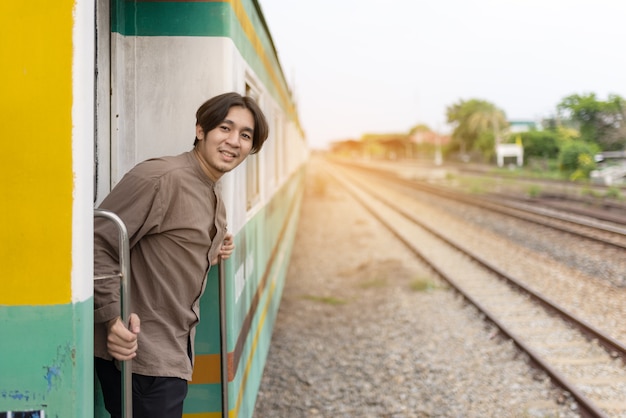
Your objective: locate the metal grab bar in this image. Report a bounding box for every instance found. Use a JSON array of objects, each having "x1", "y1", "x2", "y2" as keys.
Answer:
[
  {"x1": 94, "y1": 209, "x2": 132, "y2": 418},
  {"x1": 218, "y1": 257, "x2": 228, "y2": 418}
]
